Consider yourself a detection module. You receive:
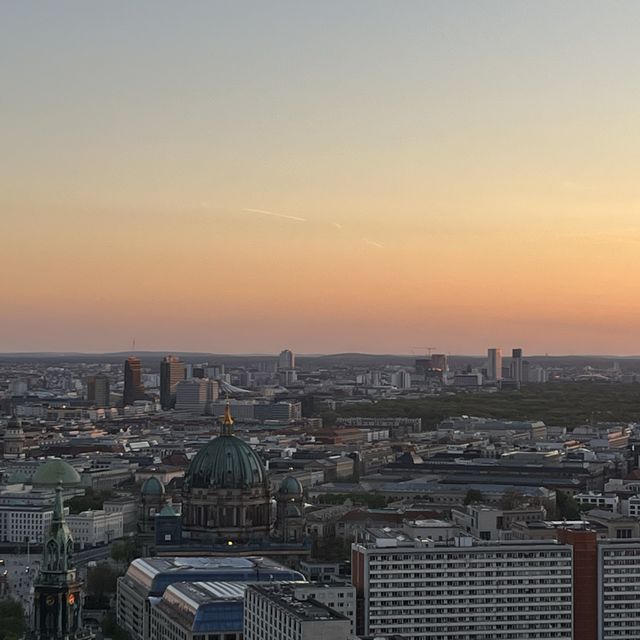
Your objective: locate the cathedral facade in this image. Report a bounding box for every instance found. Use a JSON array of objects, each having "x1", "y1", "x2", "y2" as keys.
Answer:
[{"x1": 175, "y1": 403, "x2": 308, "y2": 559}]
